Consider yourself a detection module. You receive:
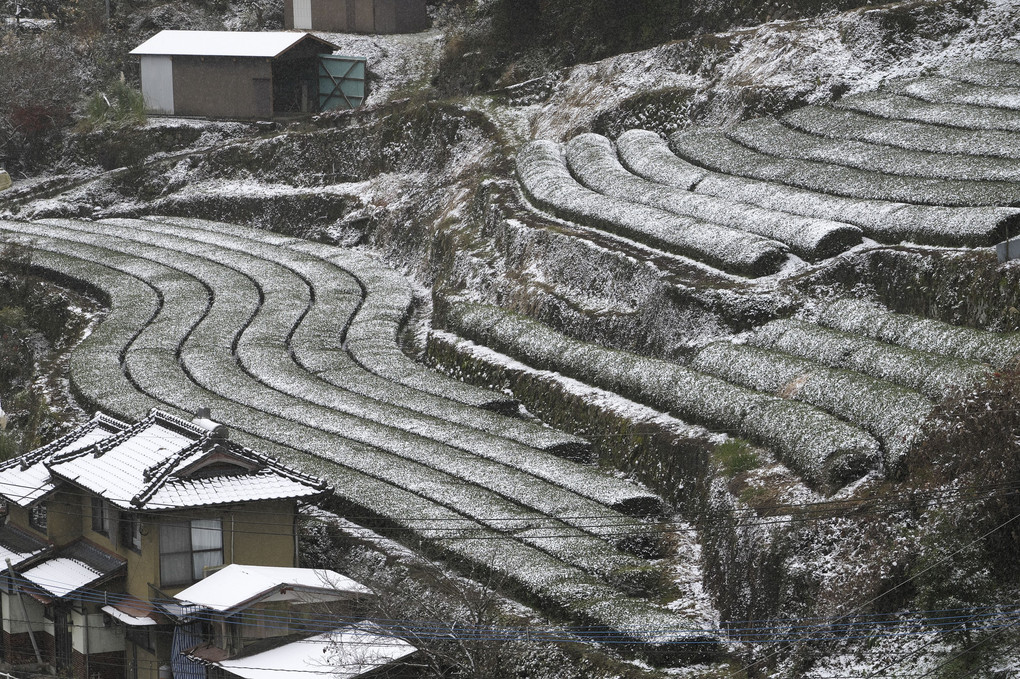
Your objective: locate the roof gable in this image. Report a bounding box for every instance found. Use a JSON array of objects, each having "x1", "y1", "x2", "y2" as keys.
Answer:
[{"x1": 174, "y1": 564, "x2": 371, "y2": 614}]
